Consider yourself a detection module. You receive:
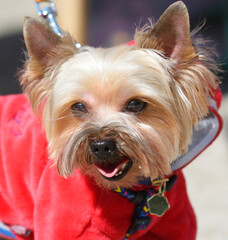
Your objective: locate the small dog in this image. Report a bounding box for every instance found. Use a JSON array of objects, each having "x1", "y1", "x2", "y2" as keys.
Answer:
[{"x1": 0, "y1": 1, "x2": 222, "y2": 240}]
